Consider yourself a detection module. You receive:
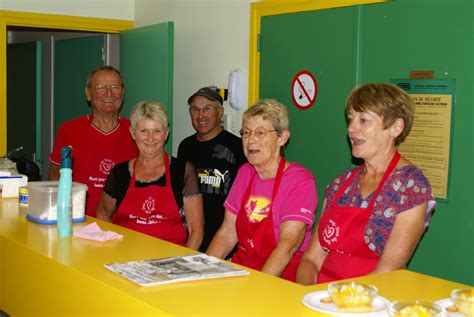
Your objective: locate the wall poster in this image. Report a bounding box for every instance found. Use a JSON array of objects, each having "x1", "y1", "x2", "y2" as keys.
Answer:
[{"x1": 391, "y1": 78, "x2": 455, "y2": 201}]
